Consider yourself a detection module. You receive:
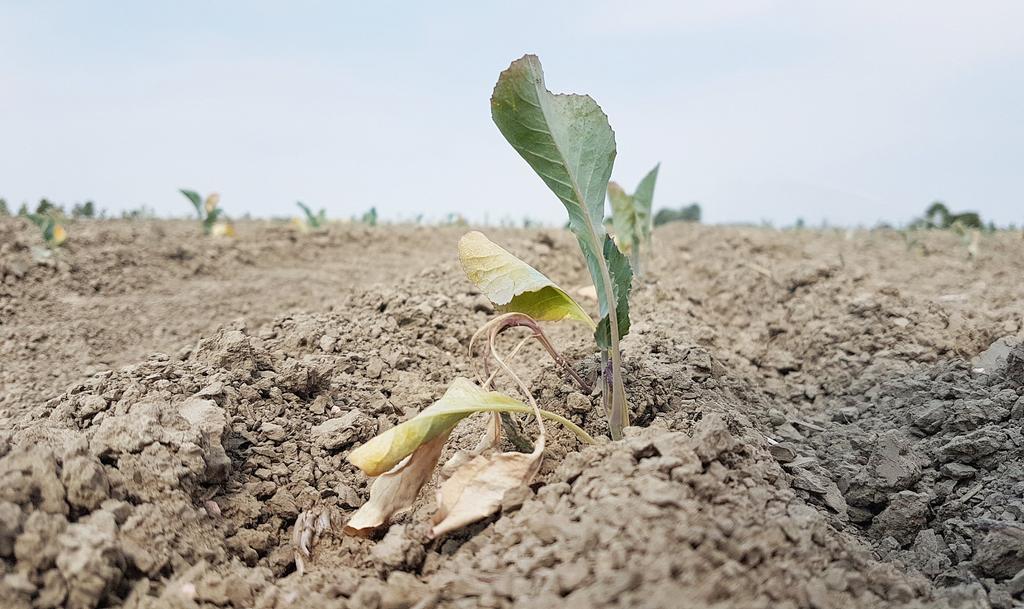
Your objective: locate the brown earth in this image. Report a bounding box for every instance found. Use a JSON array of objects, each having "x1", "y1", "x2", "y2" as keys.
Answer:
[{"x1": 1, "y1": 216, "x2": 1023, "y2": 609}]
